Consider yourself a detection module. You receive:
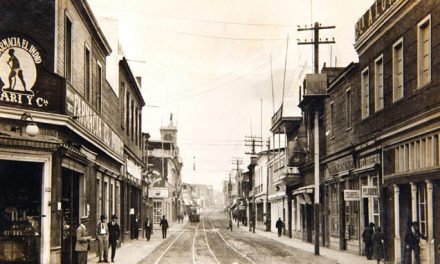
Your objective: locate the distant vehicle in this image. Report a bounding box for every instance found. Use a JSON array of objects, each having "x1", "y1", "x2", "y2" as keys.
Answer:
[{"x1": 188, "y1": 206, "x2": 200, "y2": 222}]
